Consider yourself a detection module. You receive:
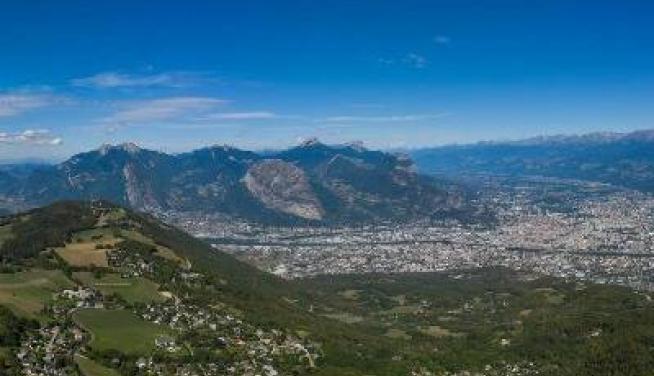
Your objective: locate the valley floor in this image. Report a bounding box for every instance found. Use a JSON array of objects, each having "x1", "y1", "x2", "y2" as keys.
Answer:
[{"x1": 169, "y1": 177, "x2": 654, "y2": 292}]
